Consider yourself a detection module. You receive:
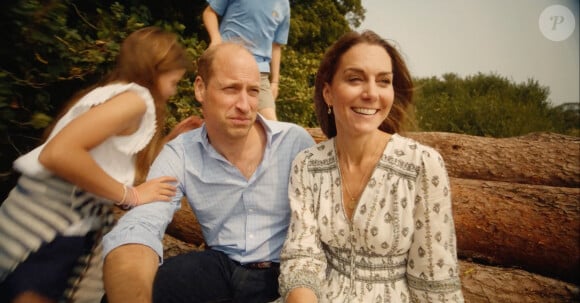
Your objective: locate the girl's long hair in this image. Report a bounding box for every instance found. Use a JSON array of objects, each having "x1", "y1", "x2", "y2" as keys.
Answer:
[{"x1": 44, "y1": 26, "x2": 192, "y2": 184}]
